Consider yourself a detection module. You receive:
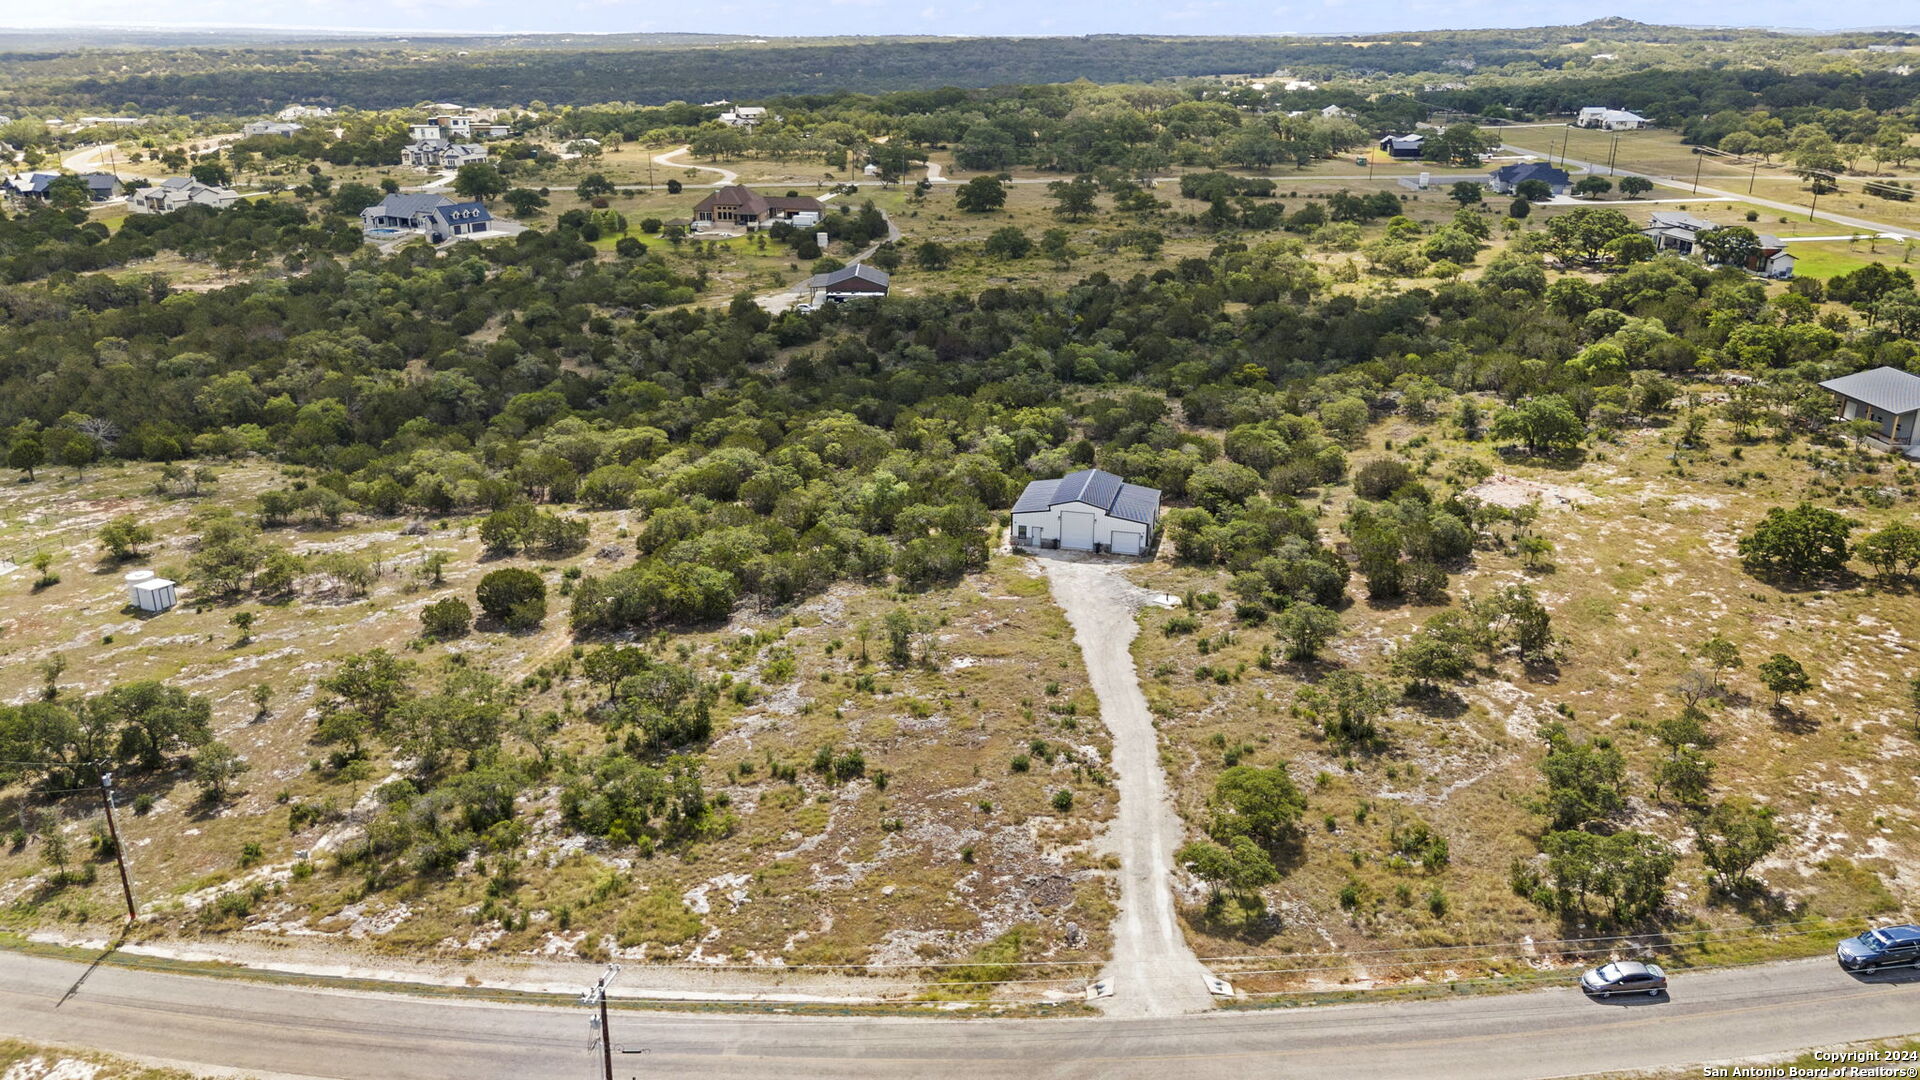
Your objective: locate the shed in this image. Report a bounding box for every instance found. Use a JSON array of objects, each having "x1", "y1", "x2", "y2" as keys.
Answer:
[
  {"x1": 1011, "y1": 468, "x2": 1160, "y2": 556},
  {"x1": 125, "y1": 570, "x2": 177, "y2": 613}
]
